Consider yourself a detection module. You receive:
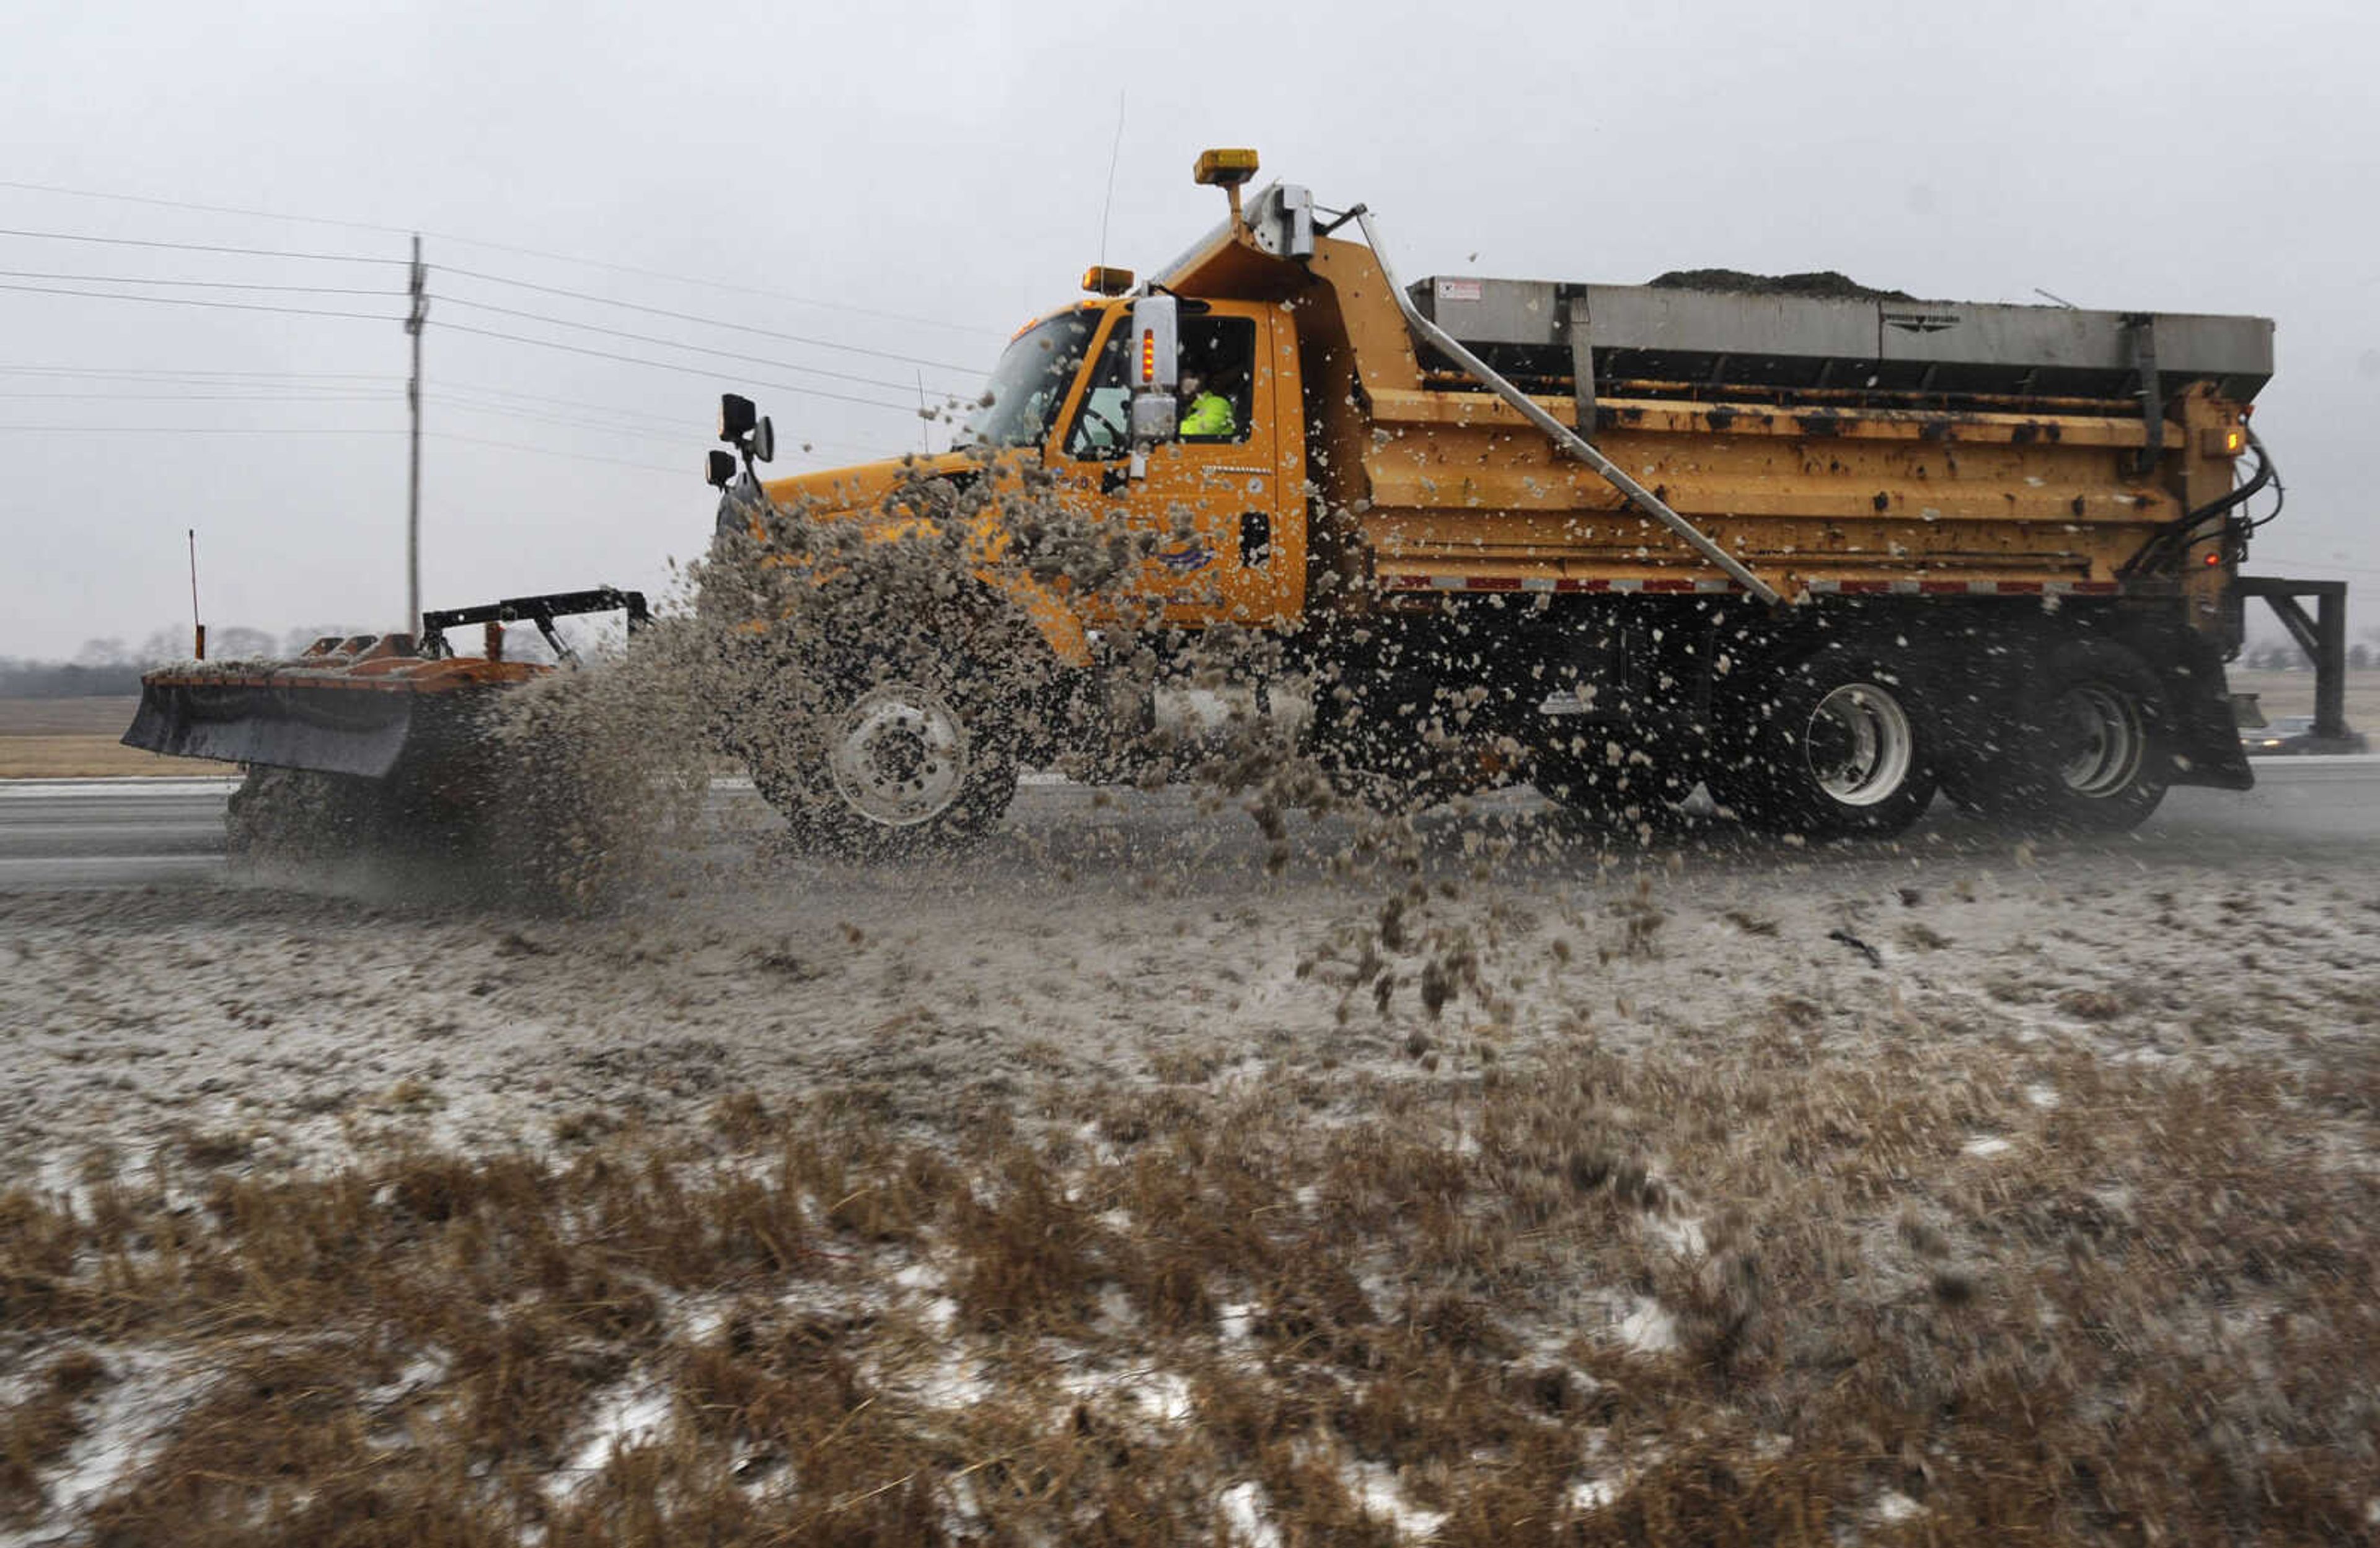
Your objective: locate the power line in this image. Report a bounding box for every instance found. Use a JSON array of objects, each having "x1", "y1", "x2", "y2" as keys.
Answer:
[
  {"x1": 434, "y1": 320, "x2": 928, "y2": 414},
  {"x1": 0, "y1": 225, "x2": 400, "y2": 265},
  {"x1": 0, "y1": 177, "x2": 409, "y2": 238},
  {"x1": 431, "y1": 382, "x2": 904, "y2": 462},
  {"x1": 436, "y1": 384, "x2": 697, "y2": 431},
  {"x1": 425, "y1": 235, "x2": 1005, "y2": 340},
  {"x1": 432, "y1": 293, "x2": 976, "y2": 397},
  {"x1": 0, "y1": 424, "x2": 403, "y2": 434},
  {"x1": 431, "y1": 396, "x2": 695, "y2": 446},
  {"x1": 429, "y1": 390, "x2": 902, "y2": 464},
  {"x1": 436, "y1": 379, "x2": 701, "y2": 425},
  {"x1": 0, "y1": 178, "x2": 1003, "y2": 335},
  {"x1": 0, "y1": 280, "x2": 398, "y2": 322},
  {"x1": 423, "y1": 430, "x2": 697, "y2": 477},
  {"x1": 0, "y1": 389, "x2": 394, "y2": 402},
  {"x1": 2250, "y1": 554, "x2": 2380, "y2": 579},
  {"x1": 439, "y1": 265, "x2": 983, "y2": 373},
  {"x1": 0, "y1": 364, "x2": 395, "y2": 382},
  {"x1": 0, "y1": 266, "x2": 399, "y2": 296}
]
